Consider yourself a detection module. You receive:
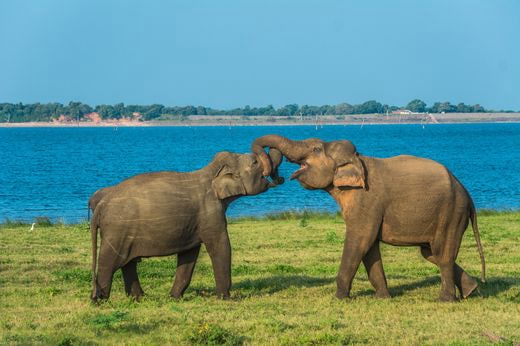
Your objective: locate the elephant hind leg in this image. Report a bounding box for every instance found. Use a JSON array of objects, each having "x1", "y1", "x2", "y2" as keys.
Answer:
[
  {"x1": 438, "y1": 260, "x2": 457, "y2": 302},
  {"x1": 454, "y1": 265, "x2": 478, "y2": 298},
  {"x1": 122, "y1": 258, "x2": 145, "y2": 299},
  {"x1": 362, "y1": 241, "x2": 390, "y2": 298},
  {"x1": 170, "y1": 245, "x2": 201, "y2": 299},
  {"x1": 92, "y1": 242, "x2": 125, "y2": 301},
  {"x1": 420, "y1": 246, "x2": 477, "y2": 299},
  {"x1": 420, "y1": 245, "x2": 456, "y2": 301}
]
